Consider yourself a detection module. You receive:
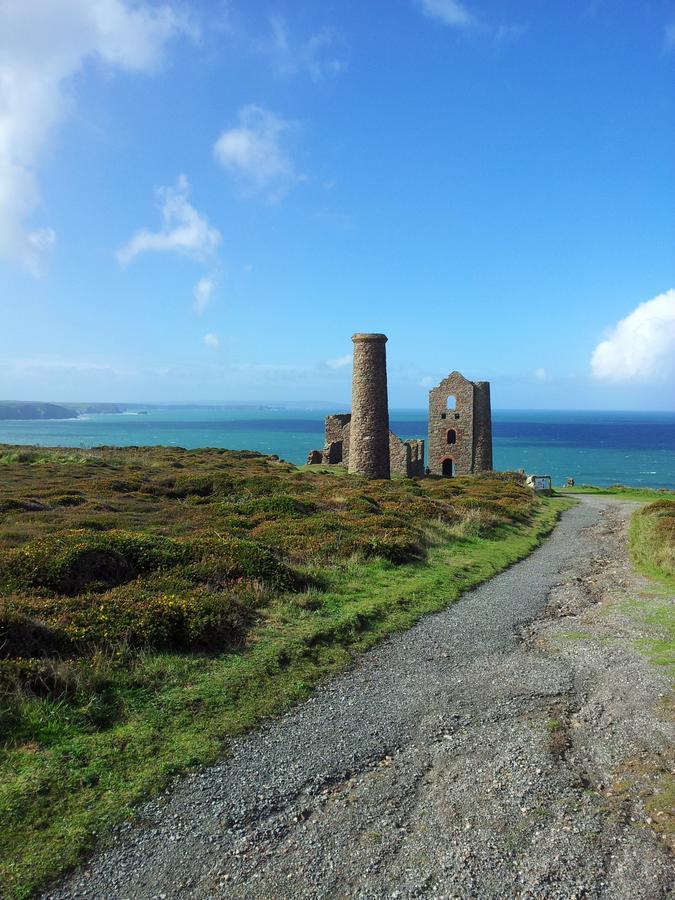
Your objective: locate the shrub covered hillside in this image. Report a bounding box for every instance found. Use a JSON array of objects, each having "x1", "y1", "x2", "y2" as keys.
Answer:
[
  {"x1": 0, "y1": 444, "x2": 561, "y2": 897},
  {"x1": 1, "y1": 445, "x2": 536, "y2": 663}
]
